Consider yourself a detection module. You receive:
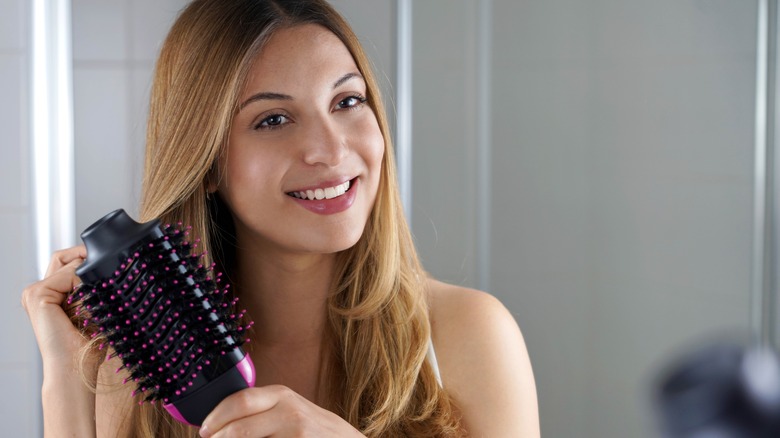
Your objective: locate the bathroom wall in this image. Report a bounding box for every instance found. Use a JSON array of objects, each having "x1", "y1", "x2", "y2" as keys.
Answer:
[
  {"x1": 0, "y1": 0, "x2": 39, "y2": 435},
  {"x1": 71, "y1": 0, "x2": 190, "y2": 232},
  {"x1": 410, "y1": 1, "x2": 758, "y2": 436}
]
